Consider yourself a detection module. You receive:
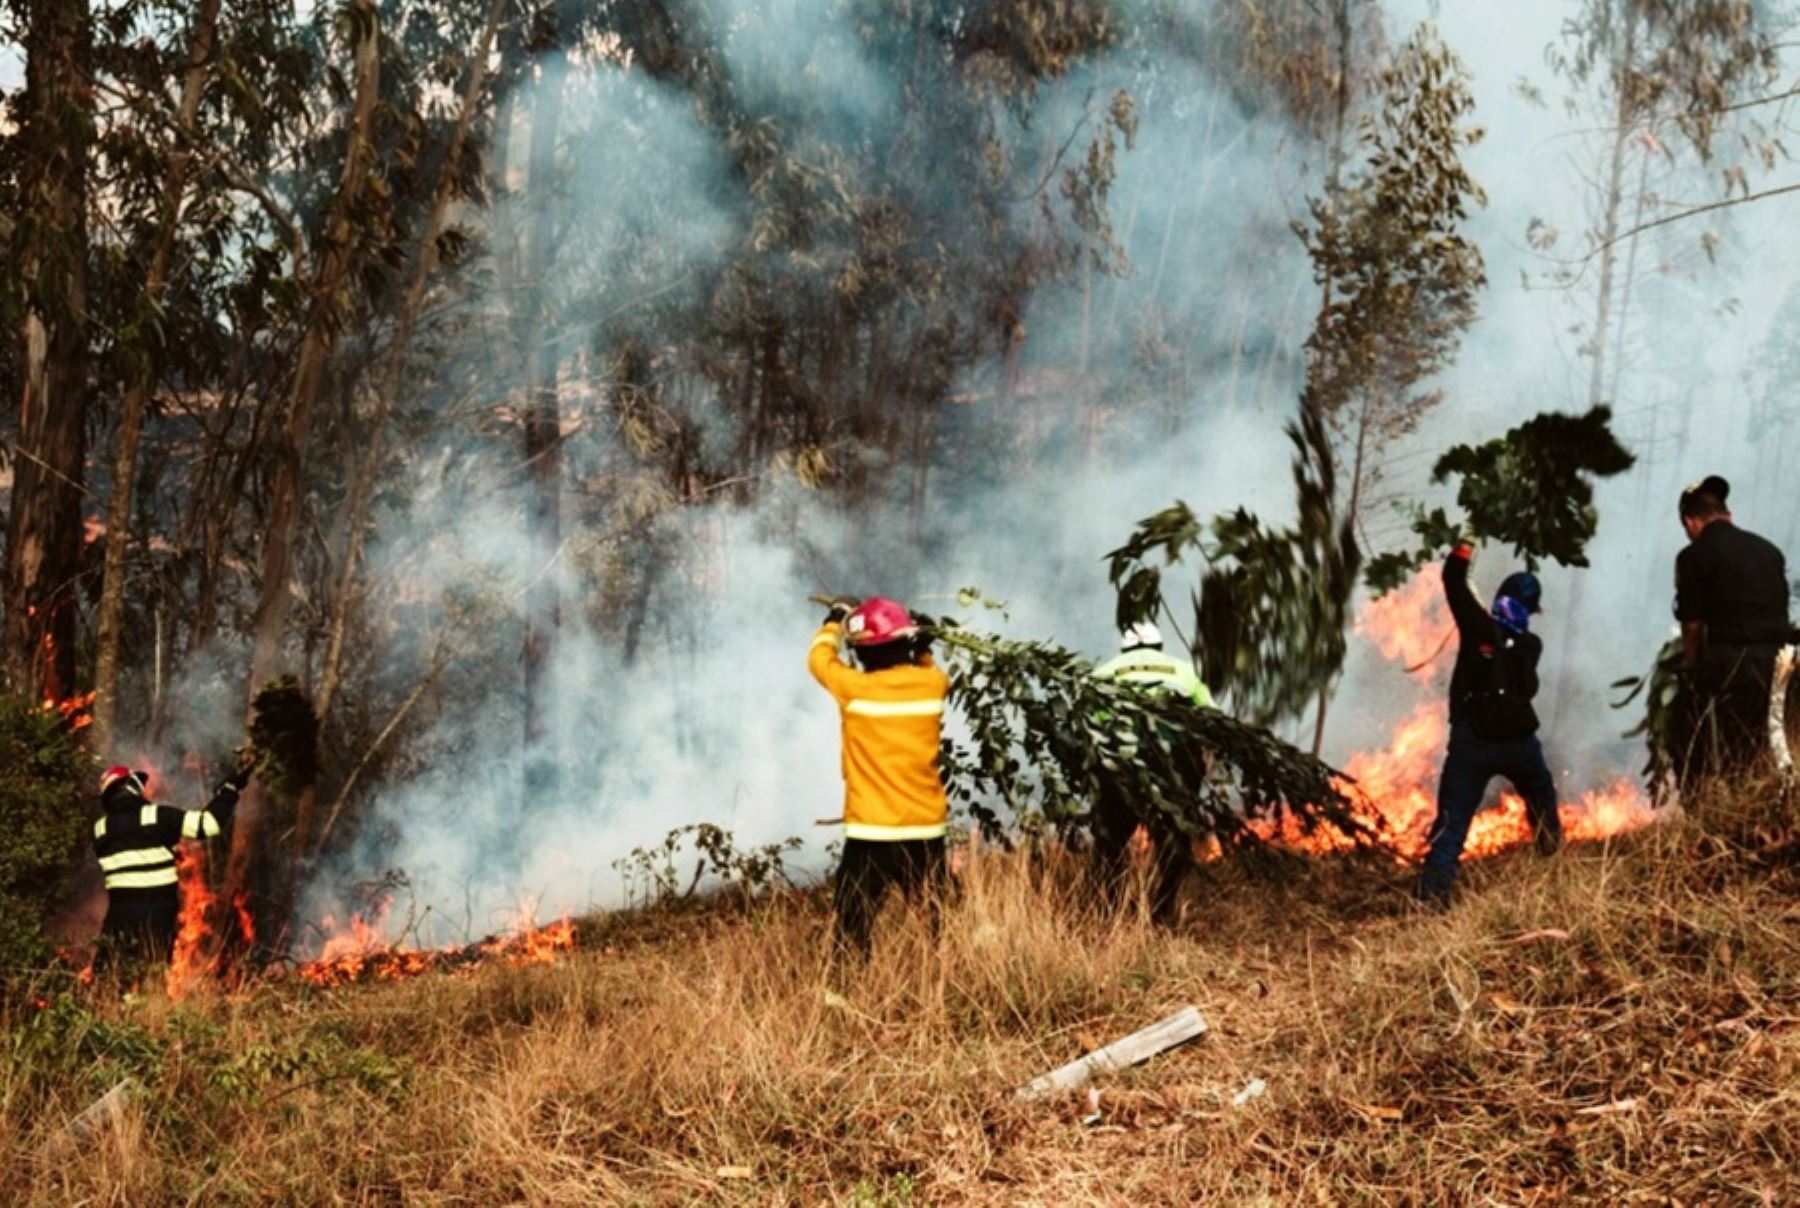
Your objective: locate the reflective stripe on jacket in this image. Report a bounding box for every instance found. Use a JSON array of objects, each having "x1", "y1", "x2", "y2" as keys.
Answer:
[
  {"x1": 93, "y1": 784, "x2": 238, "y2": 898},
  {"x1": 809, "y1": 622, "x2": 950, "y2": 841},
  {"x1": 1091, "y1": 648, "x2": 1214, "y2": 707}
]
